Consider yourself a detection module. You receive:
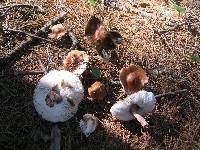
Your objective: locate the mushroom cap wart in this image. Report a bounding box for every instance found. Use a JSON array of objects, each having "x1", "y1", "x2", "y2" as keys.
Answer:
[
  {"x1": 119, "y1": 64, "x2": 149, "y2": 94},
  {"x1": 33, "y1": 70, "x2": 84, "y2": 122},
  {"x1": 63, "y1": 50, "x2": 89, "y2": 76},
  {"x1": 110, "y1": 91, "x2": 156, "y2": 121}
]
